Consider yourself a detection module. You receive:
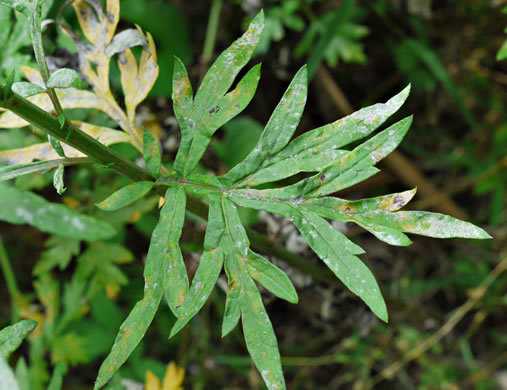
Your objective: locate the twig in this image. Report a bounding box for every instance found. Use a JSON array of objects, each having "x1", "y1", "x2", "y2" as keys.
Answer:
[
  {"x1": 364, "y1": 250, "x2": 507, "y2": 388},
  {"x1": 200, "y1": 0, "x2": 223, "y2": 80},
  {"x1": 461, "y1": 351, "x2": 507, "y2": 388},
  {"x1": 316, "y1": 66, "x2": 469, "y2": 220},
  {"x1": 0, "y1": 234, "x2": 21, "y2": 322},
  {"x1": 412, "y1": 155, "x2": 507, "y2": 210}
]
